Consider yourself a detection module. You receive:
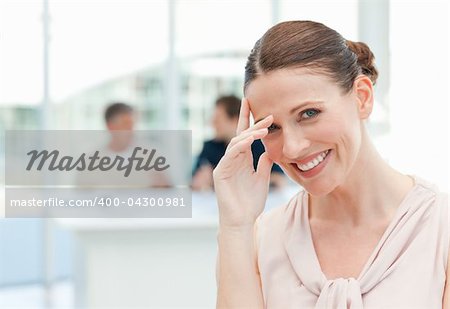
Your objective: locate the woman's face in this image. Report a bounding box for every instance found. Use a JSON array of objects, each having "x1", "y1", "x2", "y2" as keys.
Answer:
[{"x1": 246, "y1": 68, "x2": 364, "y2": 196}]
